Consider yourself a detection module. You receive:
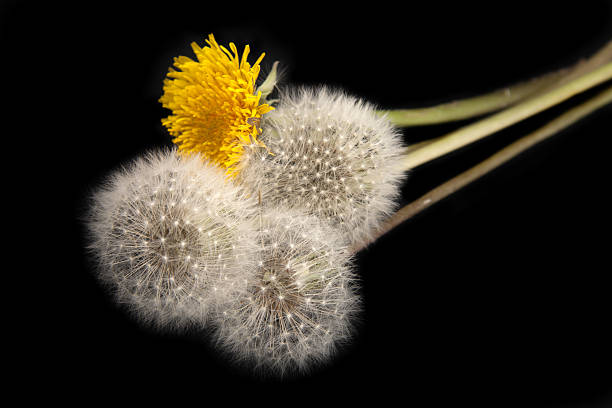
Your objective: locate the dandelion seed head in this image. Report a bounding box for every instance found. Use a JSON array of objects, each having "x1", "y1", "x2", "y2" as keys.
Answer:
[
  {"x1": 211, "y1": 210, "x2": 360, "y2": 376},
  {"x1": 86, "y1": 148, "x2": 257, "y2": 330},
  {"x1": 239, "y1": 87, "x2": 406, "y2": 247}
]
